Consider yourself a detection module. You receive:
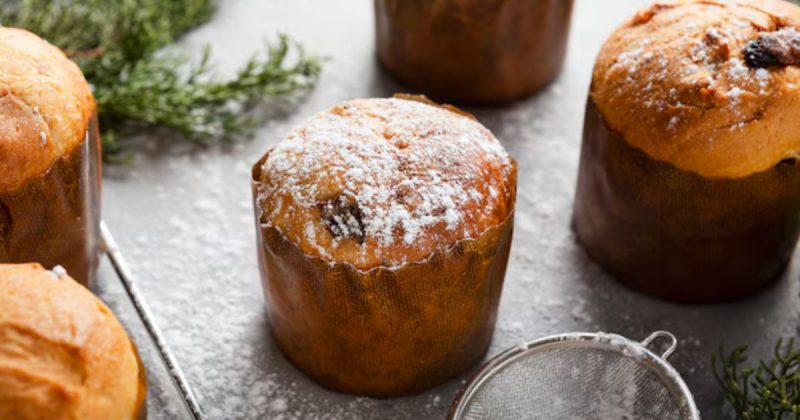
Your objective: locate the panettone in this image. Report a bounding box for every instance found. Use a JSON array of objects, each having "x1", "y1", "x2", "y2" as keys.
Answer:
[
  {"x1": 374, "y1": 0, "x2": 575, "y2": 104},
  {"x1": 0, "y1": 263, "x2": 146, "y2": 420},
  {"x1": 0, "y1": 28, "x2": 101, "y2": 287},
  {"x1": 574, "y1": 0, "x2": 800, "y2": 302},
  {"x1": 252, "y1": 96, "x2": 517, "y2": 396}
]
